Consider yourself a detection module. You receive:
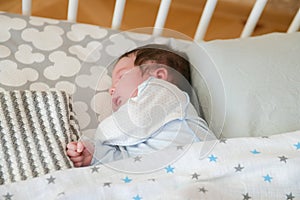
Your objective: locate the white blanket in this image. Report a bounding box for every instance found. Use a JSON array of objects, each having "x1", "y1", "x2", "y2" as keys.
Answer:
[{"x1": 0, "y1": 130, "x2": 299, "y2": 199}]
